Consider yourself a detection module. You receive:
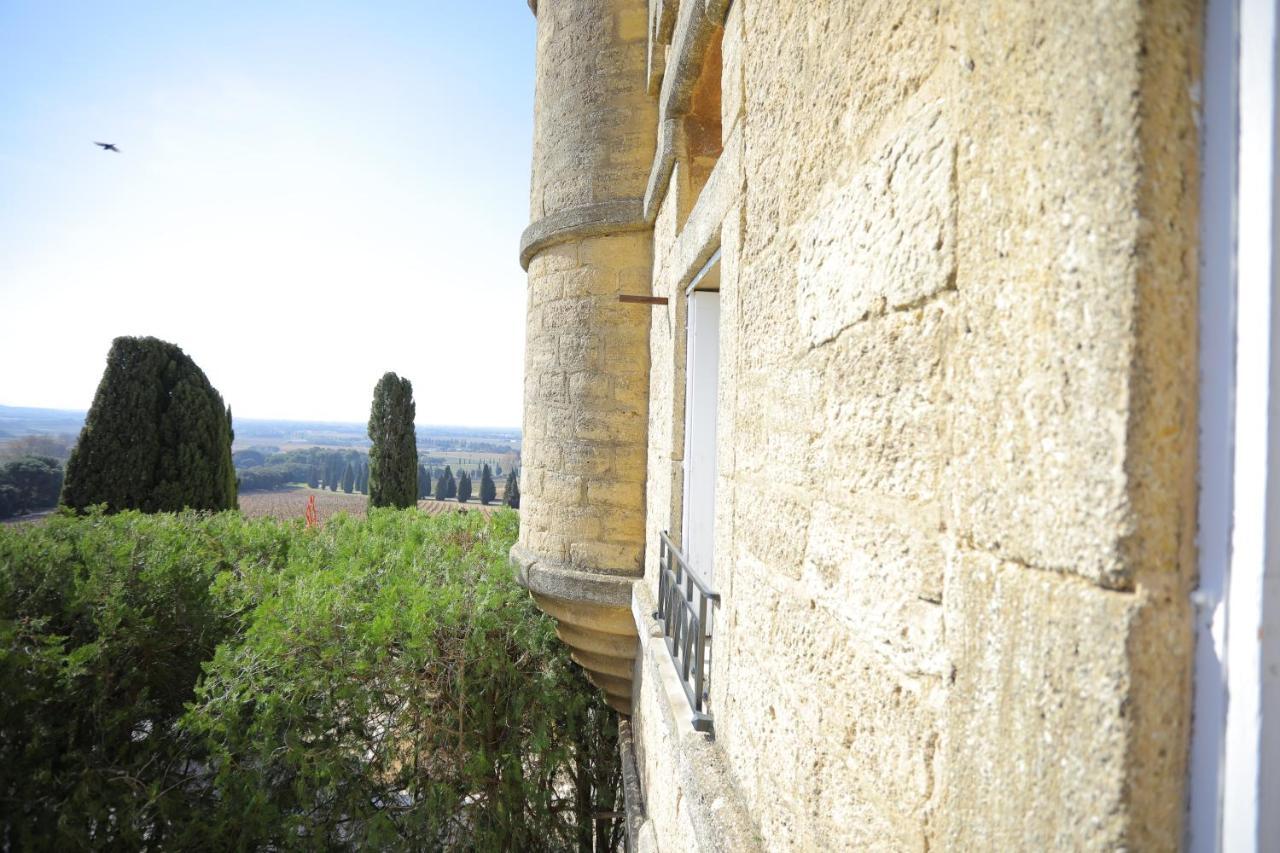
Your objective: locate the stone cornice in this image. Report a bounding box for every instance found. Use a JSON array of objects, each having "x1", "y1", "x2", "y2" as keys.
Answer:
[
  {"x1": 511, "y1": 544, "x2": 640, "y2": 608},
  {"x1": 518, "y1": 198, "x2": 649, "y2": 270}
]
